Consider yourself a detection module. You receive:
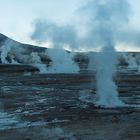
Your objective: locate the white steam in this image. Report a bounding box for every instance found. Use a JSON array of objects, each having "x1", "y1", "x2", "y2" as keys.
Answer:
[
  {"x1": 0, "y1": 39, "x2": 22, "y2": 64},
  {"x1": 46, "y1": 48, "x2": 79, "y2": 73},
  {"x1": 95, "y1": 47, "x2": 124, "y2": 107},
  {"x1": 79, "y1": 0, "x2": 131, "y2": 107},
  {"x1": 0, "y1": 43, "x2": 11, "y2": 64},
  {"x1": 30, "y1": 52, "x2": 48, "y2": 74},
  {"x1": 30, "y1": 0, "x2": 132, "y2": 107},
  {"x1": 31, "y1": 19, "x2": 79, "y2": 73},
  {"x1": 123, "y1": 53, "x2": 138, "y2": 69}
]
